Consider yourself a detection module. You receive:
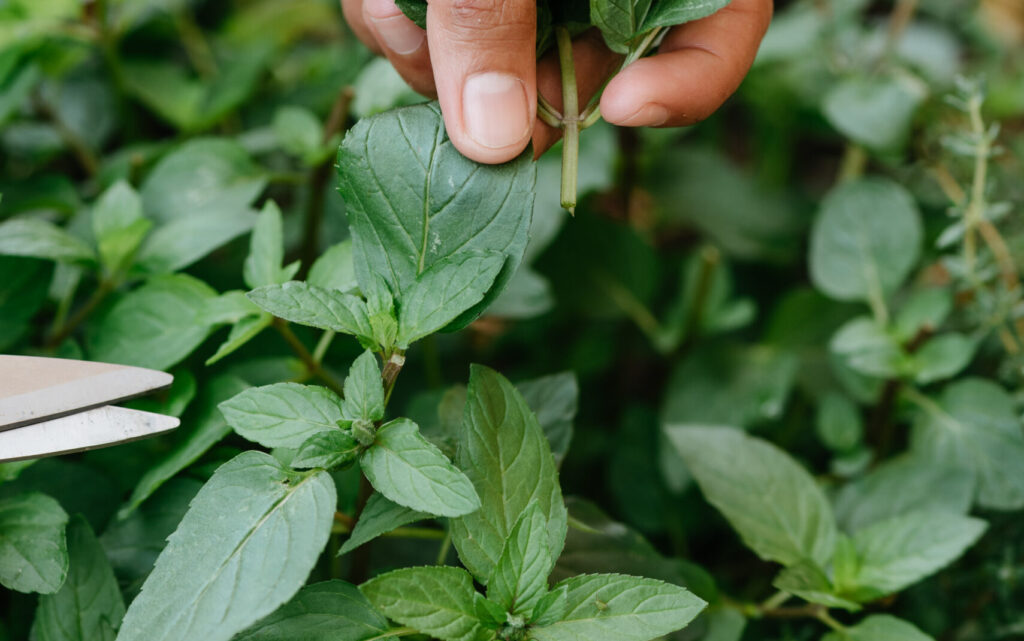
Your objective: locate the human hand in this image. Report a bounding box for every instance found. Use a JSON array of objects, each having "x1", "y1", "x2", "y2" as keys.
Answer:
[{"x1": 341, "y1": 0, "x2": 773, "y2": 164}]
